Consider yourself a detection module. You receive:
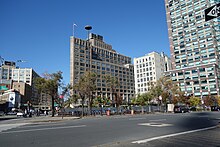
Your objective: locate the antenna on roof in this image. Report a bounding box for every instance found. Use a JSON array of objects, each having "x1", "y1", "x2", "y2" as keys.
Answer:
[{"x1": 0, "y1": 56, "x2": 4, "y2": 66}]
